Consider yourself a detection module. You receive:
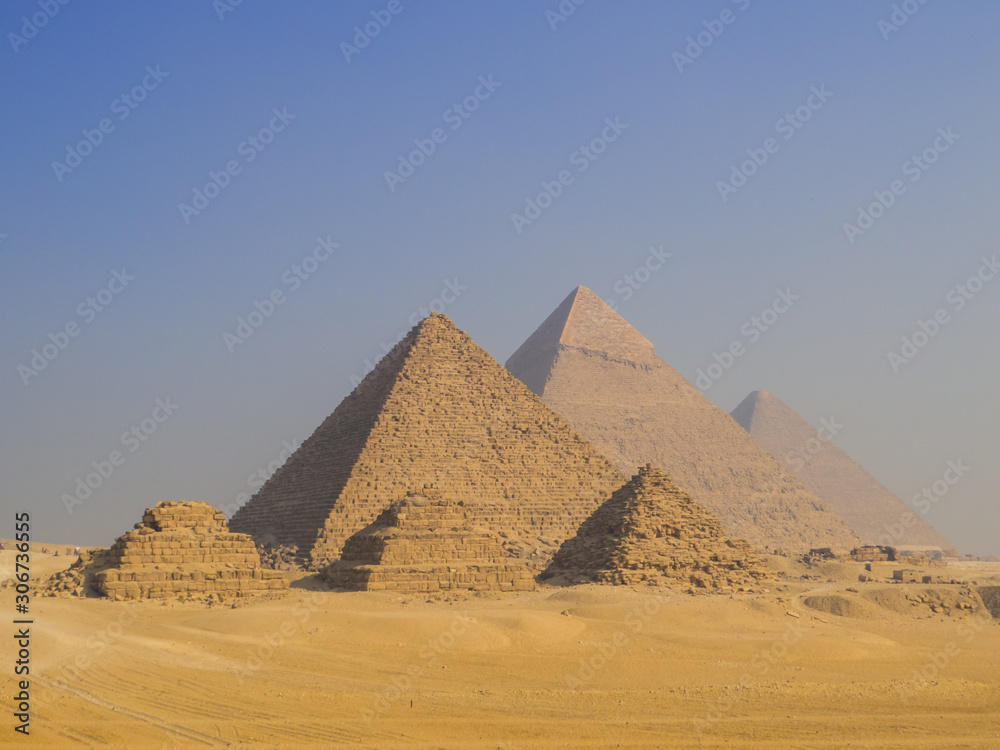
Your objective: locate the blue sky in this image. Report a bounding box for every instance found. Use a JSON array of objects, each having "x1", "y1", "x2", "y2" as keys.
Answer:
[{"x1": 2, "y1": 1, "x2": 998, "y2": 555}]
